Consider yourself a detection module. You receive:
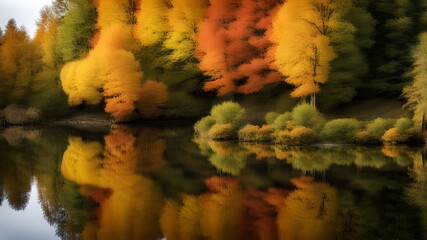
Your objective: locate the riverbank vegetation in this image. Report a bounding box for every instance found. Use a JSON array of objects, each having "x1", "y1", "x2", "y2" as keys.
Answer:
[
  {"x1": 195, "y1": 101, "x2": 425, "y2": 146},
  {"x1": 0, "y1": 0, "x2": 426, "y2": 132}
]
